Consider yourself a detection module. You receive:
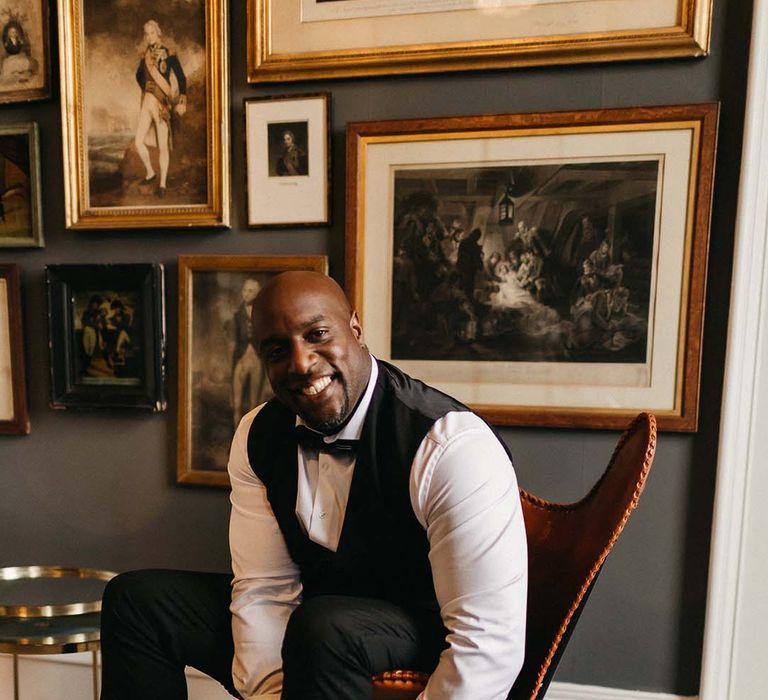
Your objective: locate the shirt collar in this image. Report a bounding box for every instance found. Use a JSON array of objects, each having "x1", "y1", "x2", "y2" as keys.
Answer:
[{"x1": 296, "y1": 355, "x2": 378, "y2": 443}]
